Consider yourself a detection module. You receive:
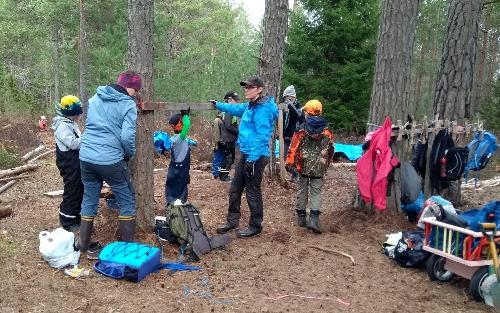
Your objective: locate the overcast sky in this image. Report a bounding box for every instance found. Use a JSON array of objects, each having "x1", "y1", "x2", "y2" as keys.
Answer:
[{"x1": 234, "y1": 0, "x2": 295, "y2": 28}]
